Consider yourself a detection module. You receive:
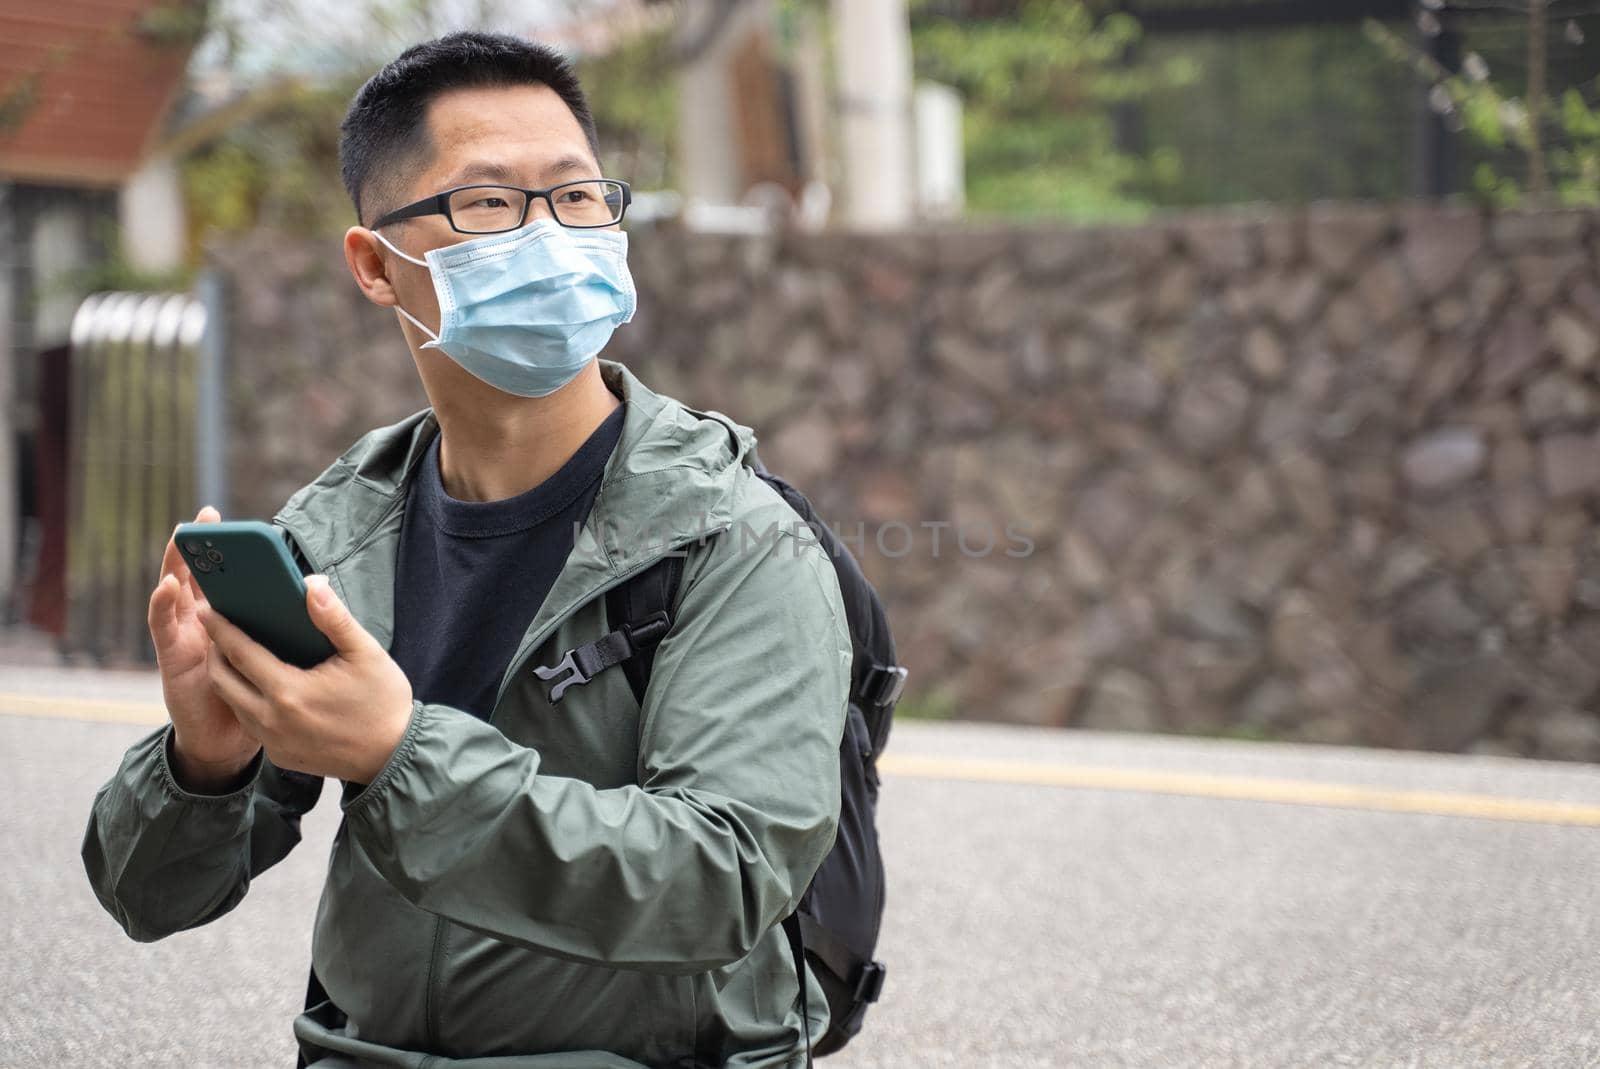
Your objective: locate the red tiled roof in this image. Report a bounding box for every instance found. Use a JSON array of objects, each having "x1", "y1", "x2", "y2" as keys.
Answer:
[{"x1": 0, "y1": 0, "x2": 198, "y2": 187}]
